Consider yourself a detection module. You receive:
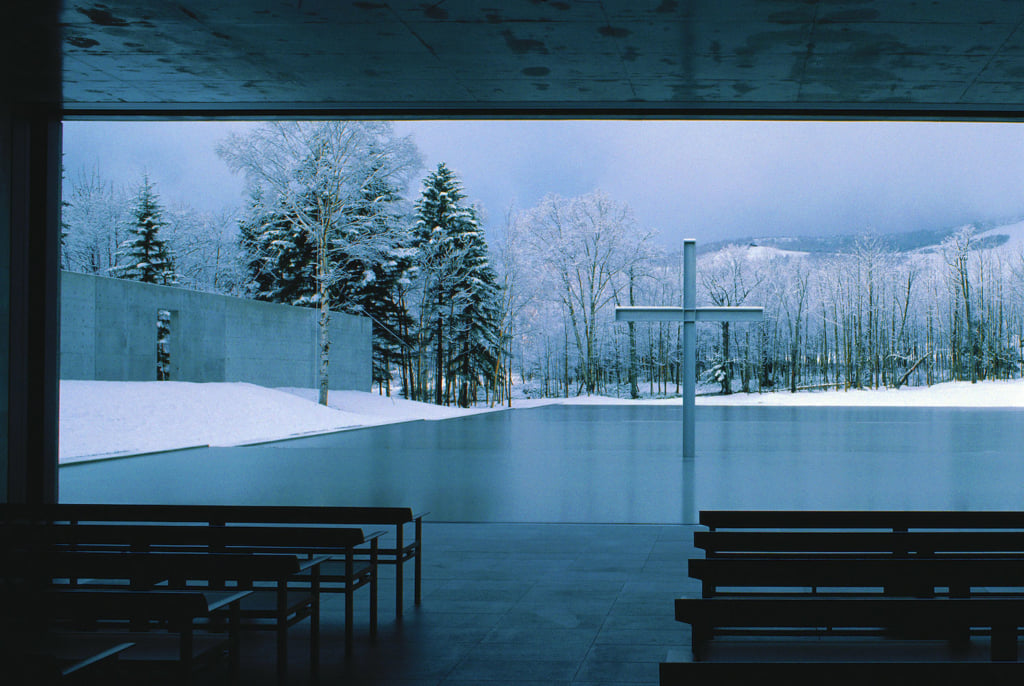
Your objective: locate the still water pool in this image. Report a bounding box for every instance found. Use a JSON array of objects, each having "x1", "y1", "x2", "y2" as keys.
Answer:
[{"x1": 60, "y1": 405, "x2": 1024, "y2": 523}]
